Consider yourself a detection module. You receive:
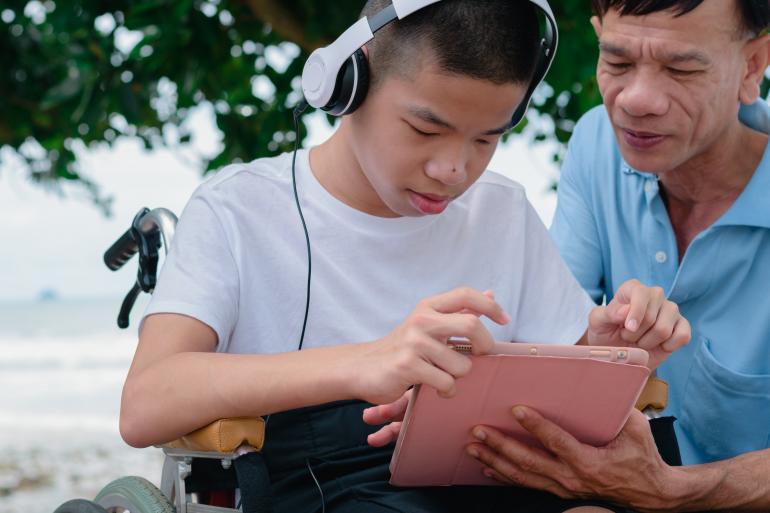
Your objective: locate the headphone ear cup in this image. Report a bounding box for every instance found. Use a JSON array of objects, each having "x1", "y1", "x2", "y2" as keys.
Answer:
[{"x1": 324, "y1": 48, "x2": 370, "y2": 116}]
